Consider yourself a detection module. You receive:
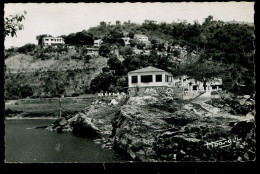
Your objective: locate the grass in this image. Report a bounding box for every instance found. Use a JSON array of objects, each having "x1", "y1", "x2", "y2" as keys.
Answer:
[{"x1": 5, "y1": 97, "x2": 97, "y2": 118}]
